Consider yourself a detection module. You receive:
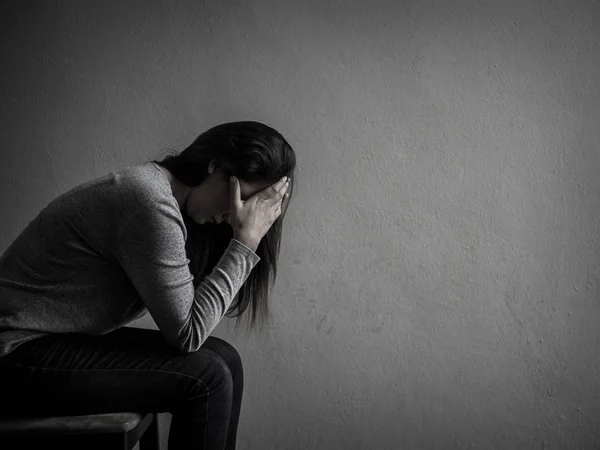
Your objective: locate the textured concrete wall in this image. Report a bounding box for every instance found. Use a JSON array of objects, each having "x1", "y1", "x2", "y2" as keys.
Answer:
[{"x1": 1, "y1": 1, "x2": 599, "y2": 448}]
